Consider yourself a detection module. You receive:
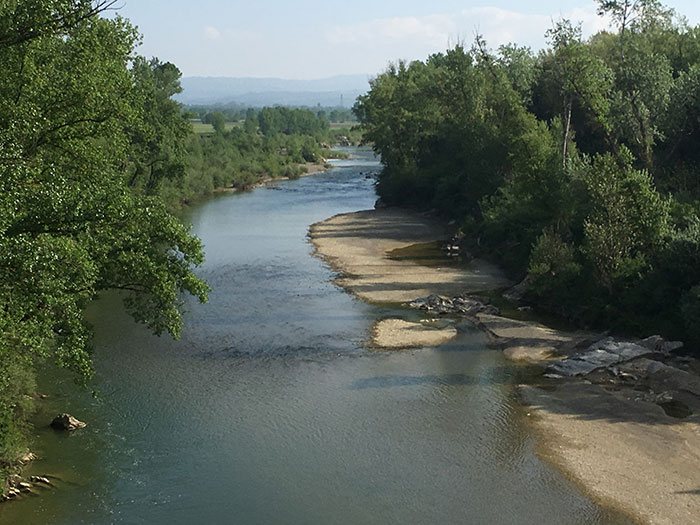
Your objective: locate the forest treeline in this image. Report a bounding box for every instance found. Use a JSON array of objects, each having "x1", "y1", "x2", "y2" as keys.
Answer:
[
  {"x1": 188, "y1": 104, "x2": 357, "y2": 125},
  {"x1": 161, "y1": 106, "x2": 339, "y2": 207},
  {"x1": 355, "y1": 0, "x2": 700, "y2": 346},
  {"x1": 0, "y1": 1, "x2": 341, "y2": 491}
]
